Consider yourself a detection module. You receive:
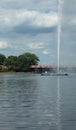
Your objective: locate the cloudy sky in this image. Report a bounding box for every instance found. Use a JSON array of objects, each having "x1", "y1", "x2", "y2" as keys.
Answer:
[{"x1": 0, "y1": 0, "x2": 76, "y2": 66}]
